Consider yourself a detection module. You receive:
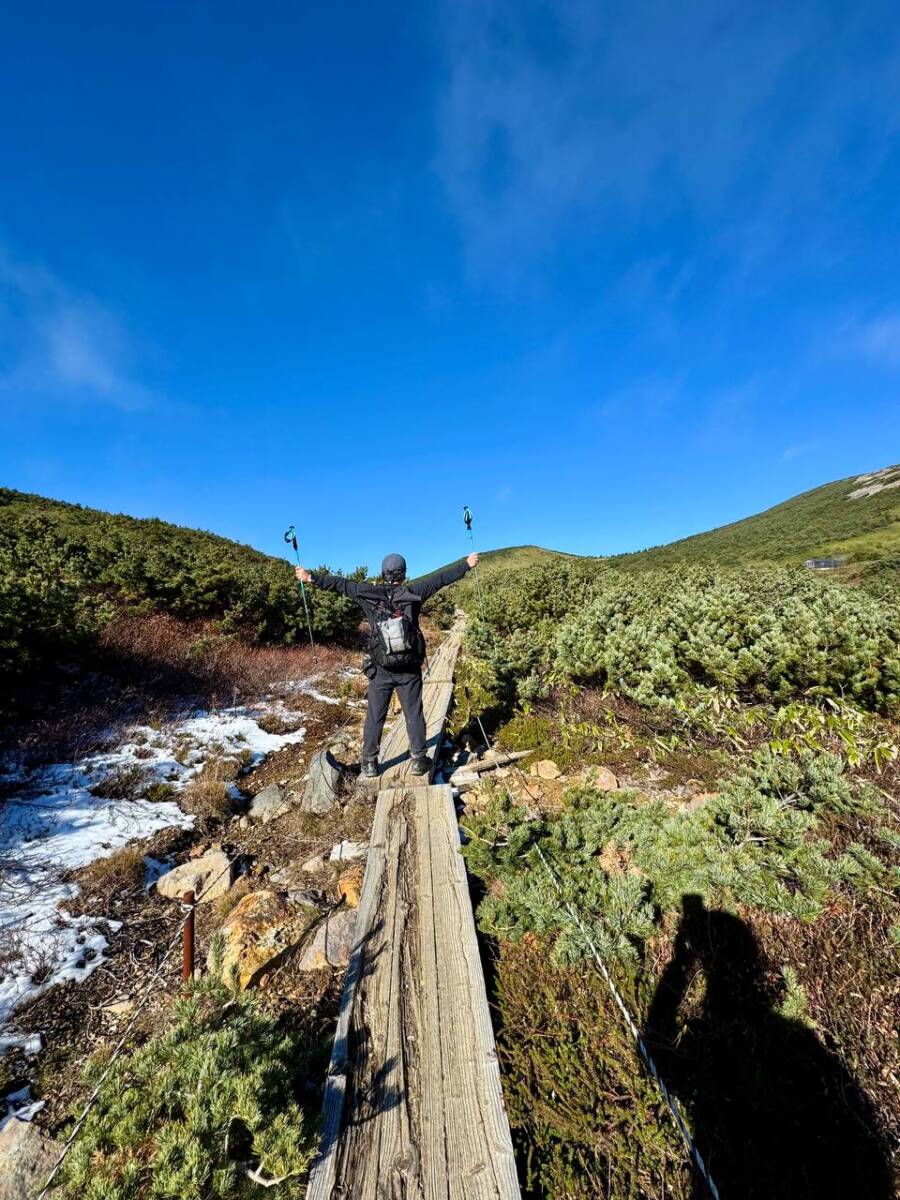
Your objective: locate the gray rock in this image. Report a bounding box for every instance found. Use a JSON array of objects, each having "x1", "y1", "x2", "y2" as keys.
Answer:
[
  {"x1": 103, "y1": 999, "x2": 136, "y2": 1017},
  {"x1": 328, "y1": 840, "x2": 368, "y2": 863},
  {"x1": 0, "y1": 1117, "x2": 57, "y2": 1200},
  {"x1": 287, "y1": 888, "x2": 324, "y2": 906},
  {"x1": 269, "y1": 863, "x2": 324, "y2": 900},
  {"x1": 301, "y1": 750, "x2": 343, "y2": 814},
  {"x1": 297, "y1": 907, "x2": 357, "y2": 970},
  {"x1": 155, "y1": 851, "x2": 234, "y2": 904},
  {"x1": 248, "y1": 783, "x2": 288, "y2": 824}
]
